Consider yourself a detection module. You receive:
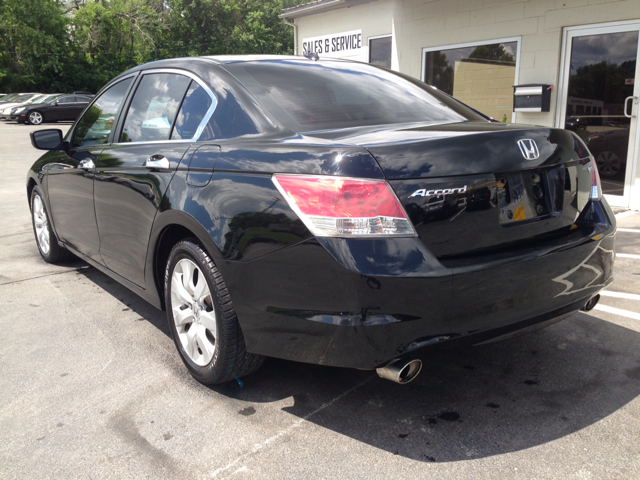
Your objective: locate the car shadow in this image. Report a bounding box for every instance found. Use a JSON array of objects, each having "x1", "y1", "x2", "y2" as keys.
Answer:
[{"x1": 78, "y1": 263, "x2": 640, "y2": 463}]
